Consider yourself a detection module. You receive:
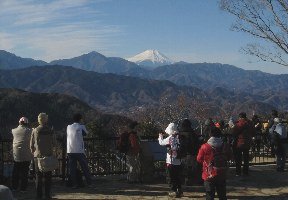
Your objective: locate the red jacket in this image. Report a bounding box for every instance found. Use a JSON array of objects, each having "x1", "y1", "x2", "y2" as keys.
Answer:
[
  {"x1": 129, "y1": 132, "x2": 140, "y2": 155},
  {"x1": 233, "y1": 118, "x2": 255, "y2": 149},
  {"x1": 197, "y1": 137, "x2": 232, "y2": 181}
]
